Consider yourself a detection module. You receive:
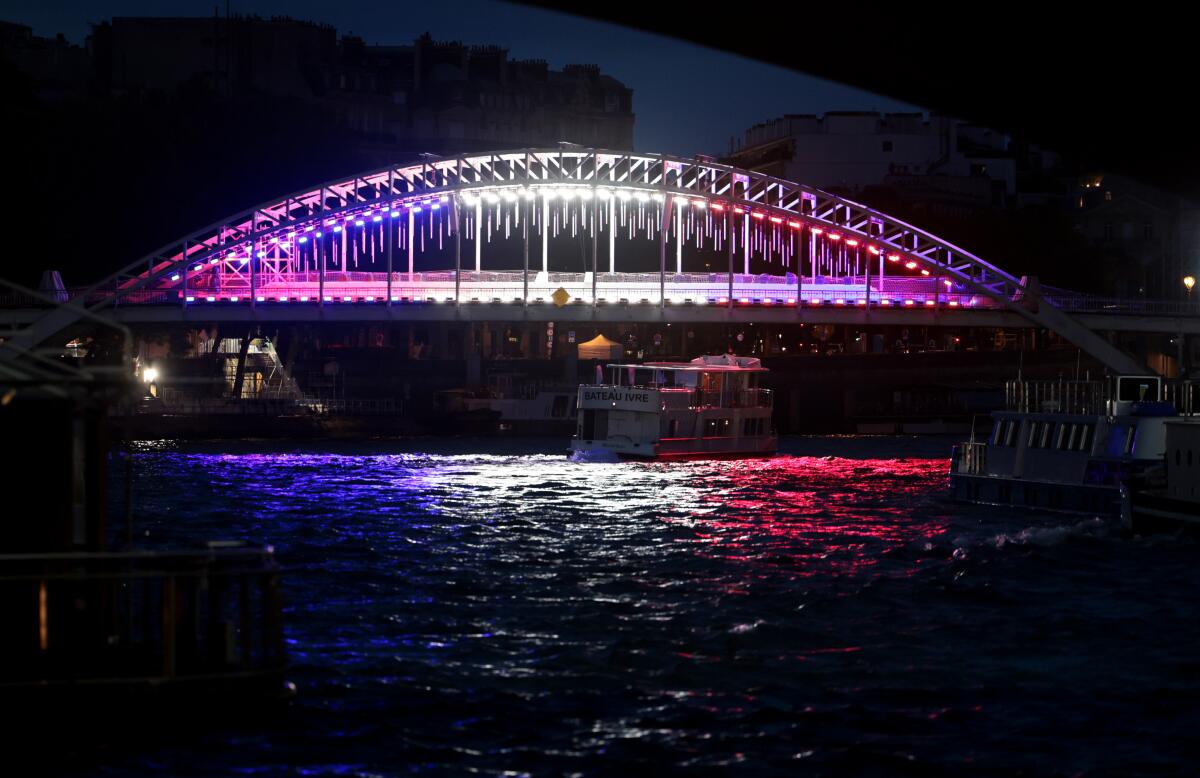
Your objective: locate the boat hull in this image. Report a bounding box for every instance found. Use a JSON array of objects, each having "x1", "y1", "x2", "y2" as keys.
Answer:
[
  {"x1": 1123, "y1": 487, "x2": 1200, "y2": 535},
  {"x1": 950, "y1": 472, "x2": 1122, "y2": 516}
]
